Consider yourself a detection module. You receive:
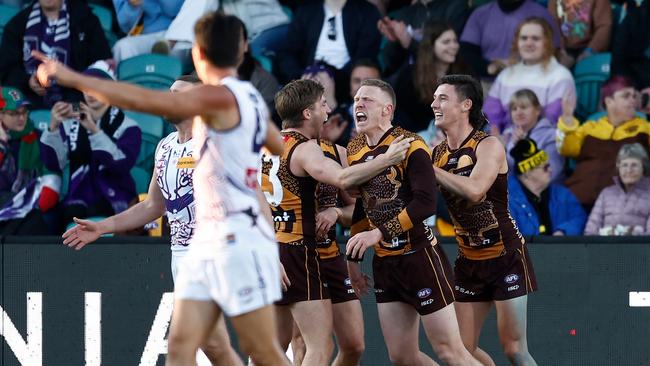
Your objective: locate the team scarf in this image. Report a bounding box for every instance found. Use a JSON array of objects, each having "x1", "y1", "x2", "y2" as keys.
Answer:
[
  {"x1": 23, "y1": 0, "x2": 71, "y2": 106},
  {"x1": 8, "y1": 121, "x2": 42, "y2": 192}
]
